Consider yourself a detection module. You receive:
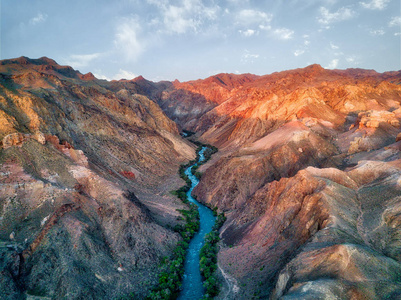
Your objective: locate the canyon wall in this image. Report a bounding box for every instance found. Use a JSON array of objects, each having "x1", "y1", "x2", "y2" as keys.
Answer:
[
  {"x1": 157, "y1": 65, "x2": 401, "y2": 299},
  {"x1": 0, "y1": 57, "x2": 195, "y2": 299},
  {"x1": 2, "y1": 57, "x2": 401, "y2": 299}
]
